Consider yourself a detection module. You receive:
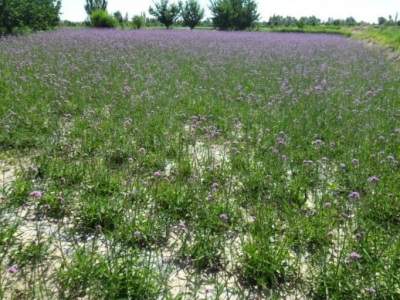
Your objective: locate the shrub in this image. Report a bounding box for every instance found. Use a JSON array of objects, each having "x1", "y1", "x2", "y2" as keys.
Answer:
[{"x1": 90, "y1": 10, "x2": 116, "y2": 28}]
